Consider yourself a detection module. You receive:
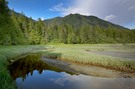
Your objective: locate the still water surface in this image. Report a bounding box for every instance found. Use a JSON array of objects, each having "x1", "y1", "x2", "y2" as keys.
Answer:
[{"x1": 10, "y1": 54, "x2": 135, "y2": 89}]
